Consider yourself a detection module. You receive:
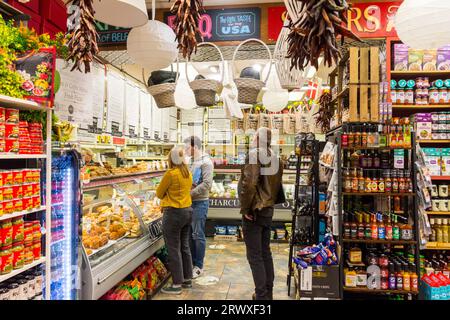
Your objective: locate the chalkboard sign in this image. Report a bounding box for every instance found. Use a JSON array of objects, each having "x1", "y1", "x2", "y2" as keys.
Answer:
[{"x1": 165, "y1": 7, "x2": 261, "y2": 42}]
